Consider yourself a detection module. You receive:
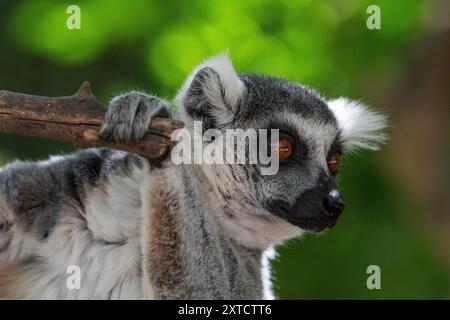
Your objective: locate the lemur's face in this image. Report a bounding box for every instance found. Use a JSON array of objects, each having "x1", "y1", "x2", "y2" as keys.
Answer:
[
  {"x1": 177, "y1": 54, "x2": 386, "y2": 239},
  {"x1": 235, "y1": 75, "x2": 345, "y2": 232}
]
